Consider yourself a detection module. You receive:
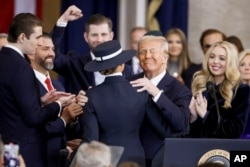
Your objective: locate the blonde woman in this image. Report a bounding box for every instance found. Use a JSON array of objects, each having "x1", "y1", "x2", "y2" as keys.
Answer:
[
  {"x1": 239, "y1": 49, "x2": 250, "y2": 86},
  {"x1": 238, "y1": 49, "x2": 250, "y2": 139},
  {"x1": 189, "y1": 41, "x2": 250, "y2": 138}
]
